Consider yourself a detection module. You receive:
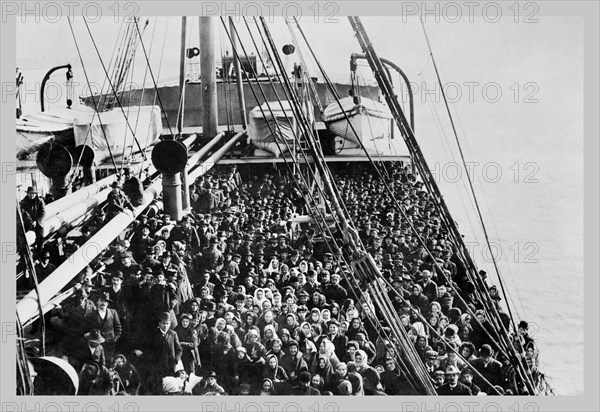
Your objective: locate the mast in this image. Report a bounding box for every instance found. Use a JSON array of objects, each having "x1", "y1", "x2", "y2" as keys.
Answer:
[
  {"x1": 229, "y1": 17, "x2": 247, "y2": 130},
  {"x1": 177, "y1": 16, "x2": 187, "y2": 135},
  {"x1": 200, "y1": 16, "x2": 218, "y2": 142}
]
